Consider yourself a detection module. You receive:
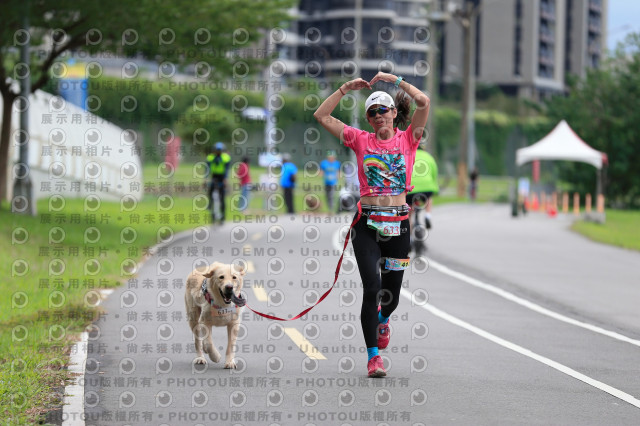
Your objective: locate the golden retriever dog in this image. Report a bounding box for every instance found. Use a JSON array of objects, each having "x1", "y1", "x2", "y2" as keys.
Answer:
[{"x1": 185, "y1": 262, "x2": 246, "y2": 369}]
